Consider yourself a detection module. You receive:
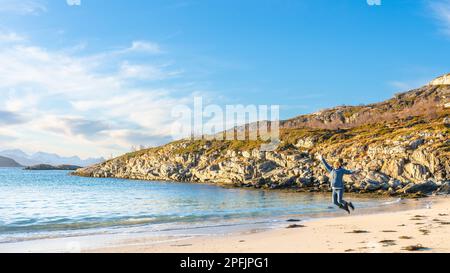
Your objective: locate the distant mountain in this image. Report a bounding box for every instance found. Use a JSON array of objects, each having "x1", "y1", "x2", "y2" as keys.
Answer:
[
  {"x1": 0, "y1": 156, "x2": 23, "y2": 167},
  {"x1": 0, "y1": 149, "x2": 104, "y2": 167},
  {"x1": 0, "y1": 149, "x2": 39, "y2": 166}
]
